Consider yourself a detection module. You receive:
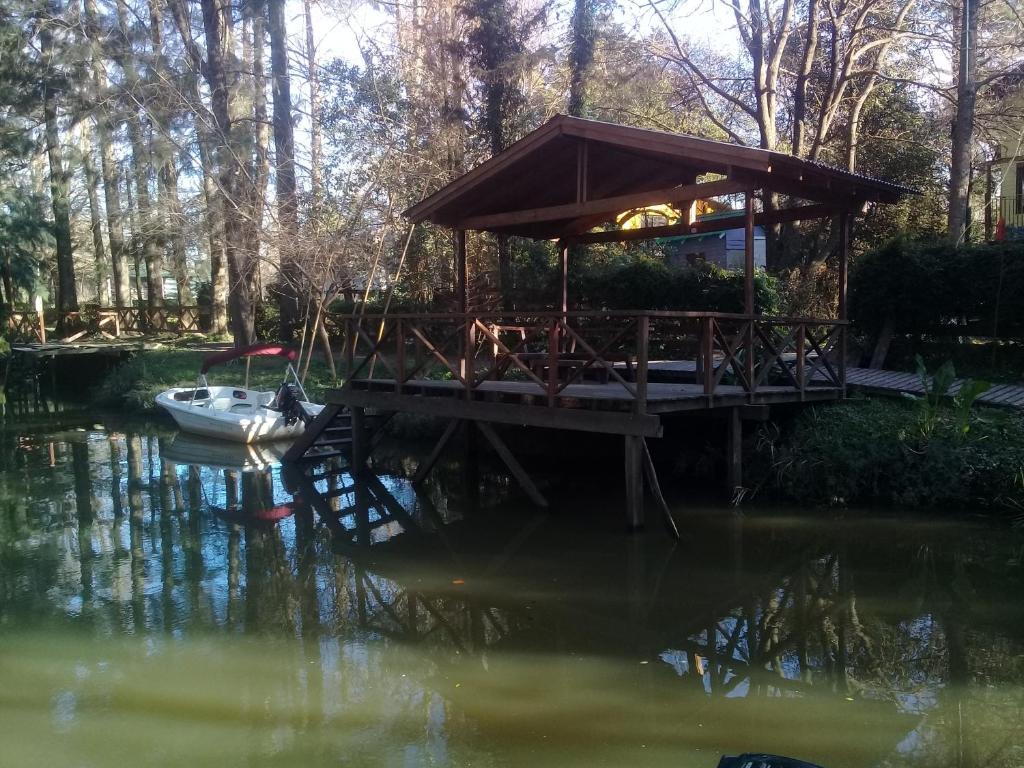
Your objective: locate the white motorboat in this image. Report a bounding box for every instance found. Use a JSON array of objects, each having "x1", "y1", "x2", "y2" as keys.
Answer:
[{"x1": 155, "y1": 343, "x2": 324, "y2": 443}]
